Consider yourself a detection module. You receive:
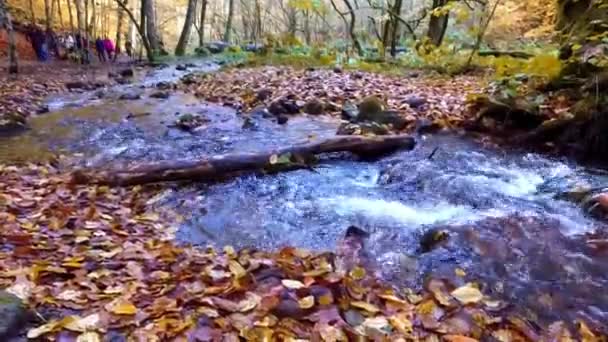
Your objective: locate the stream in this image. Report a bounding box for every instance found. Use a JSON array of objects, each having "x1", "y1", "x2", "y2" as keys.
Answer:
[{"x1": 1, "y1": 62, "x2": 607, "y2": 326}]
